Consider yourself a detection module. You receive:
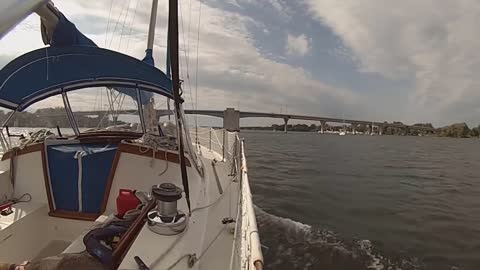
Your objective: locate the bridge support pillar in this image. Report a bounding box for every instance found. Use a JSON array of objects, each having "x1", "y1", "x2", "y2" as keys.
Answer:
[
  {"x1": 283, "y1": 118, "x2": 289, "y2": 133},
  {"x1": 320, "y1": 120, "x2": 326, "y2": 134},
  {"x1": 223, "y1": 108, "x2": 240, "y2": 131},
  {"x1": 379, "y1": 125, "x2": 384, "y2": 136}
]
